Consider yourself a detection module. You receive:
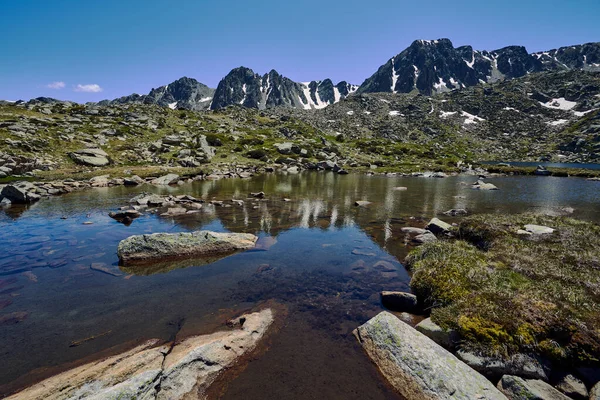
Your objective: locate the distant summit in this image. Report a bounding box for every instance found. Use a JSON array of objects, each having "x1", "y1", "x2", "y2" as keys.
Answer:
[
  {"x1": 209, "y1": 67, "x2": 357, "y2": 110},
  {"x1": 357, "y1": 38, "x2": 600, "y2": 95},
  {"x1": 100, "y1": 77, "x2": 215, "y2": 111}
]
